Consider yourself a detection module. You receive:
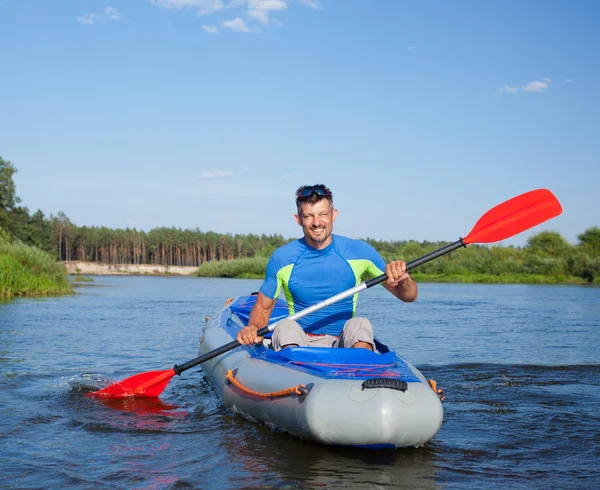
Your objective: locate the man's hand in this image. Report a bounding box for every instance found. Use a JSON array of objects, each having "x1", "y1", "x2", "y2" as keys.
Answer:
[
  {"x1": 237, "y1": 292, "x2": 275, "y2": 345},
  {"x1": 237, "y1": 325, "x2": 264, "y2": 346},
  {"x1": 384, "y1": 259, "x2": 418, "y2": 302},
  {"x1": 385, "y1": 260, "x2": 410, "y2": 287}
]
